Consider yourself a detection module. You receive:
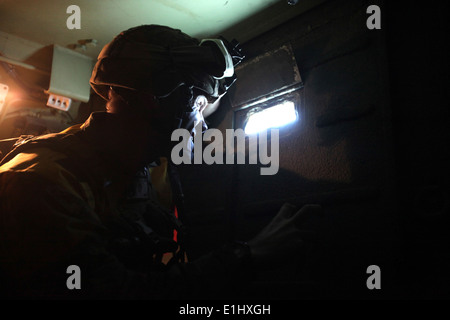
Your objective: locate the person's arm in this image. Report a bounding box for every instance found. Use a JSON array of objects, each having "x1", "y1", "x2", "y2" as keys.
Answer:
[
  {"x1": 1, "y1": 171, "x2": 320, "y2": 298},
  {"x1": 0, "y1": 171, "x2": 251, "y2": 299}
]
